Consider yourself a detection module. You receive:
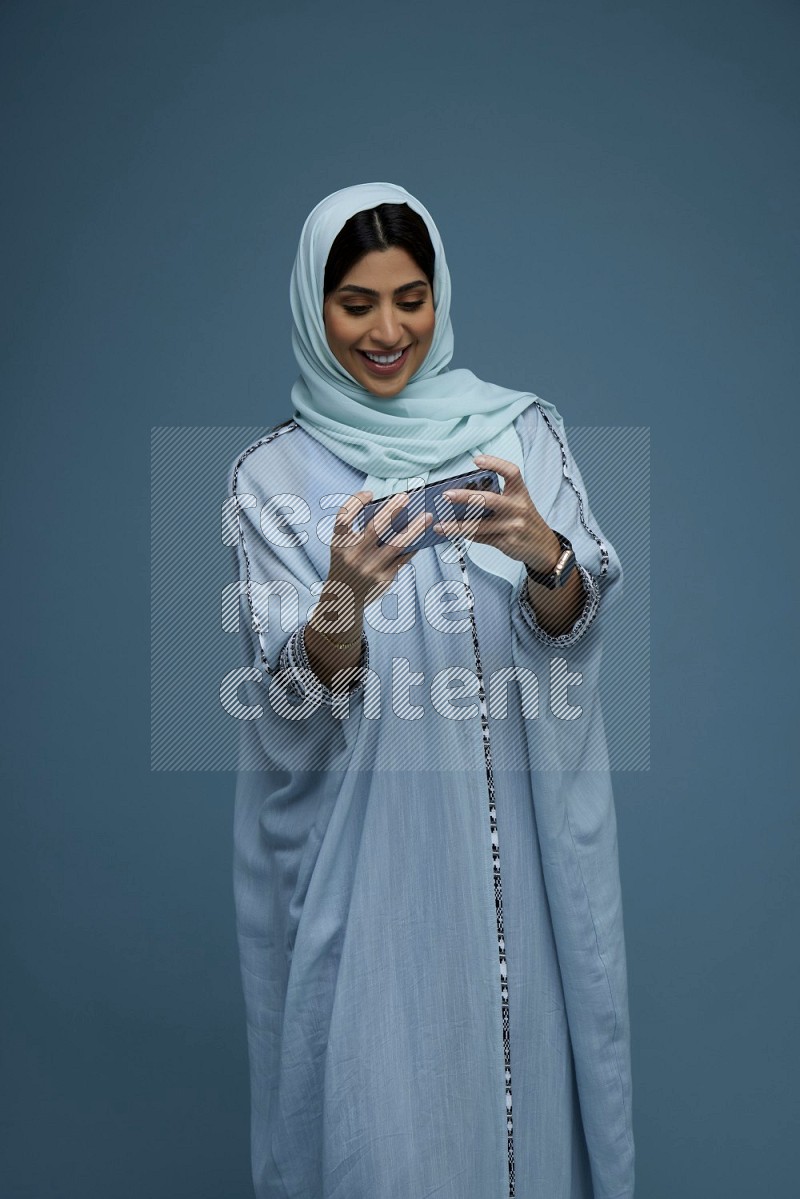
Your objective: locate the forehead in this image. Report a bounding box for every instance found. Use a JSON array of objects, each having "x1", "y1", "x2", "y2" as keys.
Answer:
[{"x1": 337, "y1": 246, "x2": 427, "y2": 290}]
